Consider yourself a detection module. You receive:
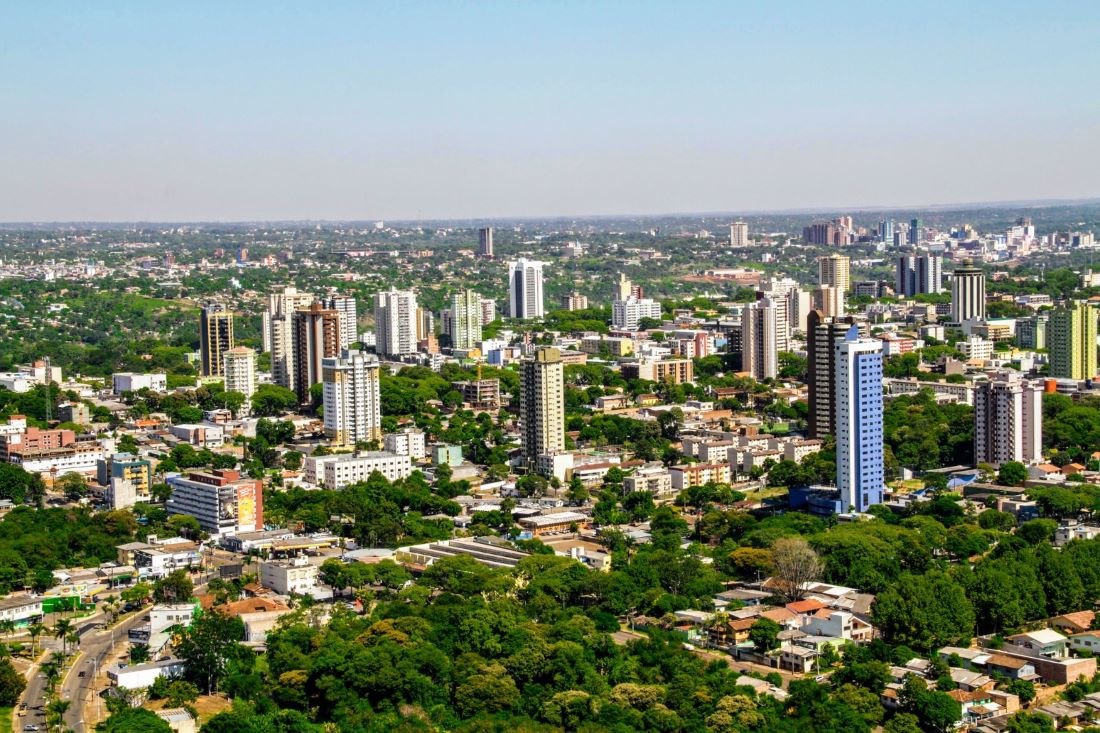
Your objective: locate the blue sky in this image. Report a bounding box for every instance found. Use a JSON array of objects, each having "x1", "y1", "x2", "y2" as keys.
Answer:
[{"x1": 1, "y1": 1, "x2": 1098, "y2": 221}]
